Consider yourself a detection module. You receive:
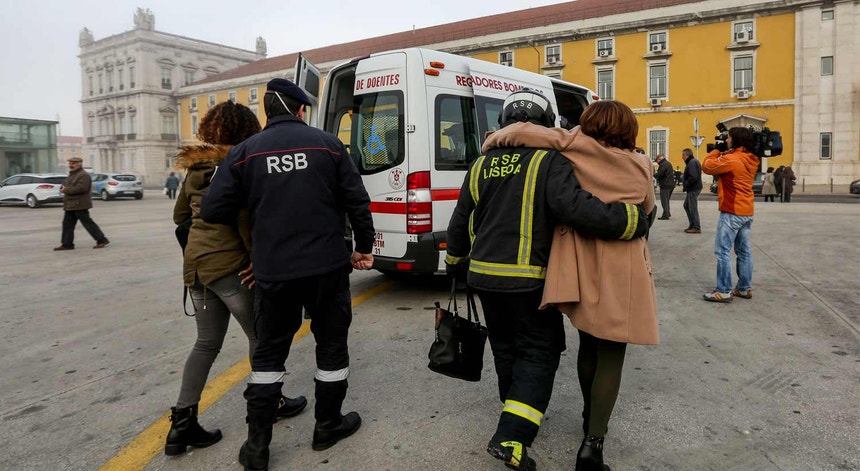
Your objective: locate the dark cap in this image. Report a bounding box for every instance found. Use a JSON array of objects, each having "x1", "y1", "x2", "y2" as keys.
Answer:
[
  {"x1": 67, "y1": 156, "x2": 83, "y2": 163},
  {"x1": 266, "y1": 78, "x2": 311, "y2": 106}
]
